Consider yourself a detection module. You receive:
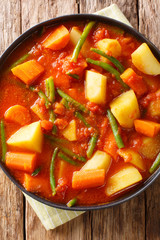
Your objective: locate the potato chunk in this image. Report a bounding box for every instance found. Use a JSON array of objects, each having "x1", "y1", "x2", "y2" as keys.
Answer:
[
  {"x1": 147, "y1": 100, "x2": 160, "y2": 117},
  {"x1": 110, "y1": 90, "x2": 140, "y2": 128},
  {"x1": 96, "y1": 39, "x2": 121, "y2": 58},
  {"x1": 30, "y1": 99, "x2": 49, "y2": 120},
  {"x1": 139, "y1": 135, "x2": 160, "y2": 159},
  {"x1": 85, "y1": 70, "x2": 107, "y2": 104},
  {"x1": 131, "y1": 43, "x2": 160, "y2": 75},
  {"x1": 82, "y1": 150, "x2": 111, "y2": 171},
  {"x1": 62, "y1": 120, "x2": 77, "y2": 141},
  {"x1": 70, "y1": 27, "x2": 90, "y2": 57},
  {"x1": 117, "y1": 148, "x2": 145, "y2": 171},
  {"x1": 7, "y1": 121, "x2": 43, "y2": 153},
  {"x1": 106, "y1": 166, "x2": 142, "y2": 196}
]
